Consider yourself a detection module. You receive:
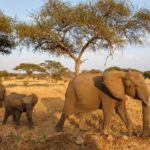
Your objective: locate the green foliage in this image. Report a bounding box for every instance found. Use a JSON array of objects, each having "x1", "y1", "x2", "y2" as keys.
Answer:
[
  {"x1": 82, "y1": 69, "x2": 102, "y2": 74},
  {"x1": 0, "y1": 70, "x2": 9, "y2": 77},
  {"x1": 40, "y1": 60, "x2": 72, "y2": 80},
  {"x1": 104, "y1": 66, "x2": 123, "y2": 72},
  {"x1": 40, "y1": 60, "x2": 63, "y2": 74},
  {"x1": 105, "y1": 66, "x2": 143, "y2": 74},
  {"x1": 143, "y1": 71, "x2": 150, "y2": 79},
  {"x1": 52, "y1": 67, "x2": 72, "y2": 81},
  {"x1": 0, "y1": 10, "x2": 16, "y2": 54},
  {"x1": 14, "y1": 63, "x2": 46, "y2": 76},
  {"x1": 127, "y1": 68, "x2": 142, "y2": 73},
  {"x1": 16, "y1": 0, "x2": 150, "y2": 73}
]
